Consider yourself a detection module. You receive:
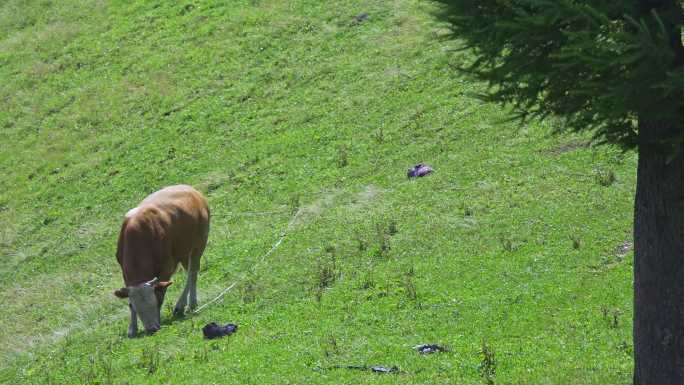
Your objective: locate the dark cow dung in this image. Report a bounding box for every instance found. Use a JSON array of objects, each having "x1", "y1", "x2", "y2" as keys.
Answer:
[
  {"x1": 407, "y1": 163, "x2": 434, "y2": 178},
  {"x1": 414, "y1": 344, "x2": 448, "y2": 354},
  {"x1": 370, "y1": 366, "x2": 399, "y2": 373},
  {"x1": 203, "y1": 322, "x2": 238, "y2": 339},
  {"x1": 353, "y1": 13, "x2": 369, "y2": 23},
  {"x1": 327, "y1": 364, "x2": 401, "y2": 374}
]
